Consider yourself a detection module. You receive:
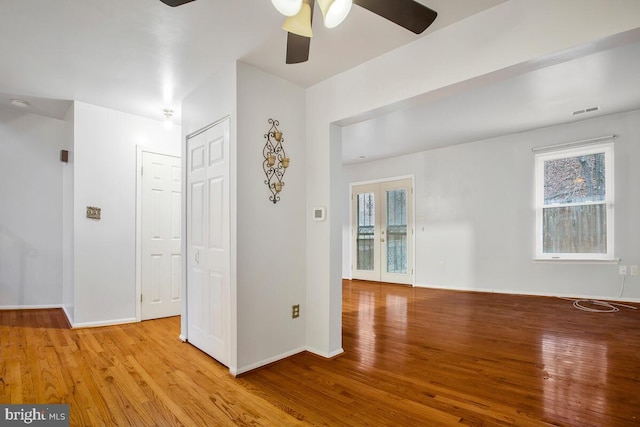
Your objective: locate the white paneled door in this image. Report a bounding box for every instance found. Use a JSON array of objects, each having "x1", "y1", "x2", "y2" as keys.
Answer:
[
  {"x1": 352, "y1": 178, "x2": 414, "y2": 285},
  {"x1": 186, "y1": 118, "x2": 230, "y2": 366},
  {"x1": 141, "y1": 152, "x2": 182, "y2": 320}
]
